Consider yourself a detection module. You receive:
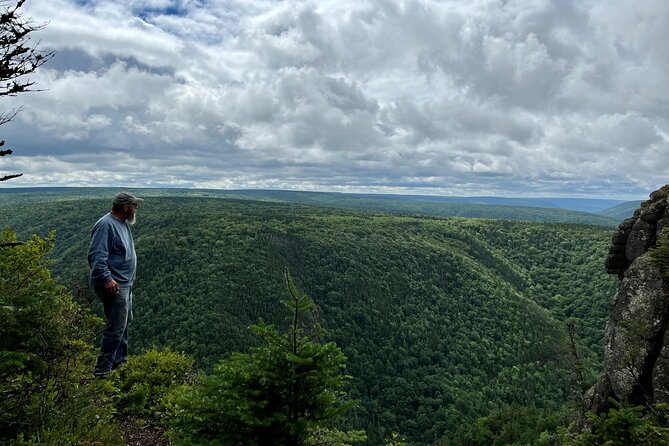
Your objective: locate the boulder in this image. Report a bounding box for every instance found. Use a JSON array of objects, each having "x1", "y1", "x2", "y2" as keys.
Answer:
[
  {"x1": 649, "y1": 185, "x2": 669, "y2": 202},
  {"x1": 640, "y1": 200, "x2": 667, "y2": 224}
]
